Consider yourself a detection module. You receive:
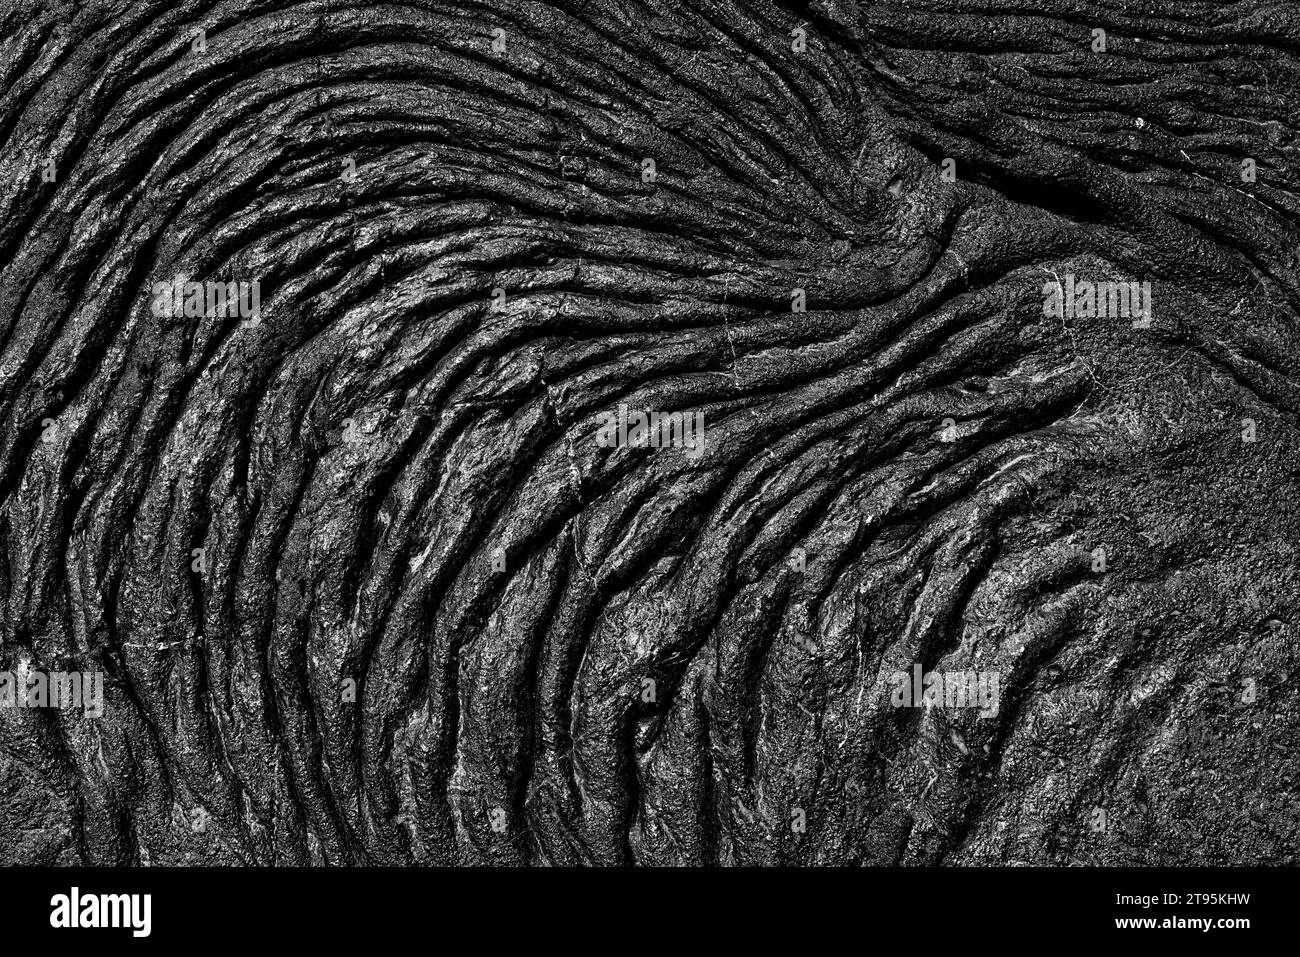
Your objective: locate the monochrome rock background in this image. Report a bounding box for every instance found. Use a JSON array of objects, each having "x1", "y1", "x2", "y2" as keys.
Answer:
[{"x1": 0, "y1": 0, "x2": 1296, "y2": 865}]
